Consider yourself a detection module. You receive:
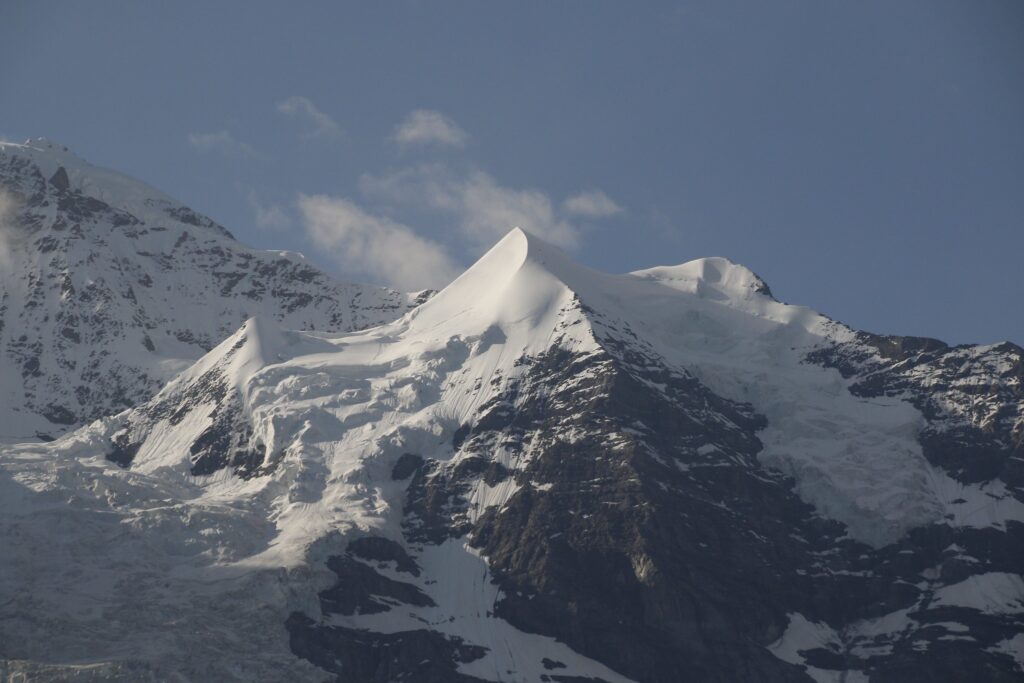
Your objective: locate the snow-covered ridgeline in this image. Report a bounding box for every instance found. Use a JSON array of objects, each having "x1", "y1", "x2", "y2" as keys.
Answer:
[
  {"x1": 0, "y1": 139, "x2": 416, "y2": 441},
  {"x1": 2, "y1": 218, "x2": 1021, "y2": 680}
]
